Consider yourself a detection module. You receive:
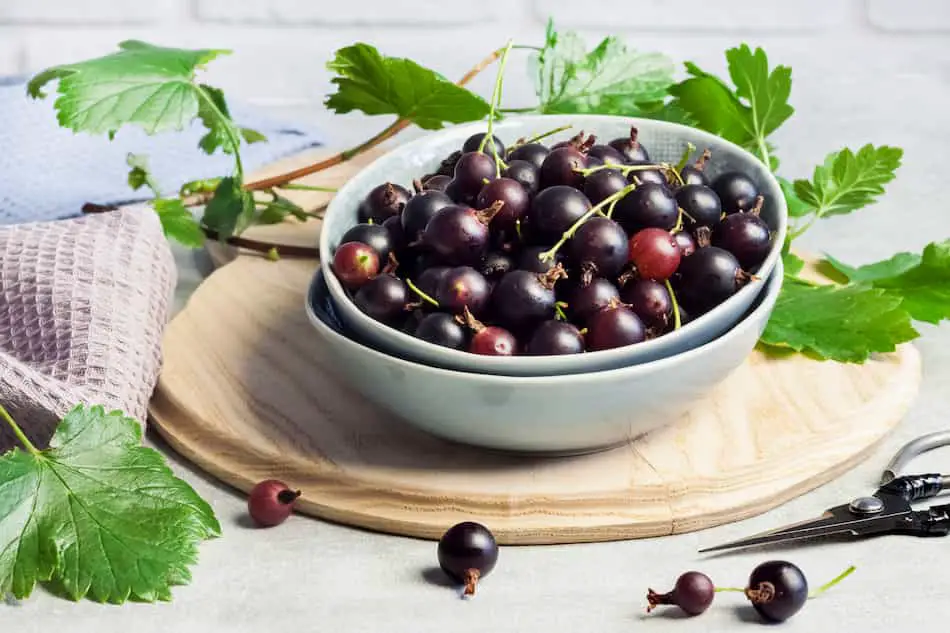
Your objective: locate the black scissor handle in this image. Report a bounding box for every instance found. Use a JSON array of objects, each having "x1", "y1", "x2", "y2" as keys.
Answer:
[
  {"x1": 880, "y1": 430, "x2": 950, "y2": 485},
  {"x1": 877, "y1": 473, "x2": 948, "y2": 502}
]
